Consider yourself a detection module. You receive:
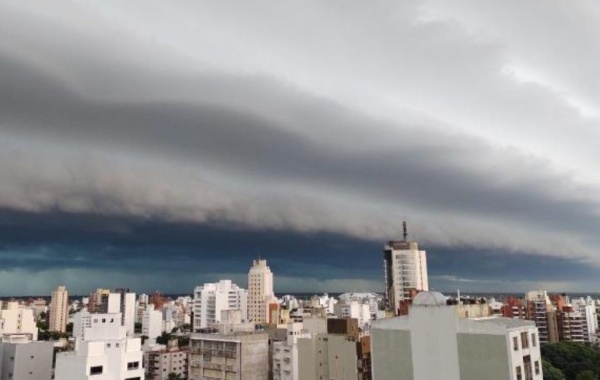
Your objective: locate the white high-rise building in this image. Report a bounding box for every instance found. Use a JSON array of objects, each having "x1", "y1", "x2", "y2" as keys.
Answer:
[
  {"x1": 142, "y1": 305, "x2": 163, "y2": 342},
  {"x1": 0, "y1": 302, "x2": 38, "y2": 340},
  {"x1": 122, "y1": 293, "x2": 136, "y2": 337},
  {"x1": 49, "y1": 285, "x2": 69, "y2": 333},
  {"x1": 383, "y1": 223, "x2": 428, "y2": 314},
  {"x1": 193, "y1": 280, "x2": 248, "y2": 330},
  {"x1": 56, "y1": 313, "x2": 144, "y2": 380},
  {"x1": 248, "y1": 259, "x2": 275, "y2": 324}
]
